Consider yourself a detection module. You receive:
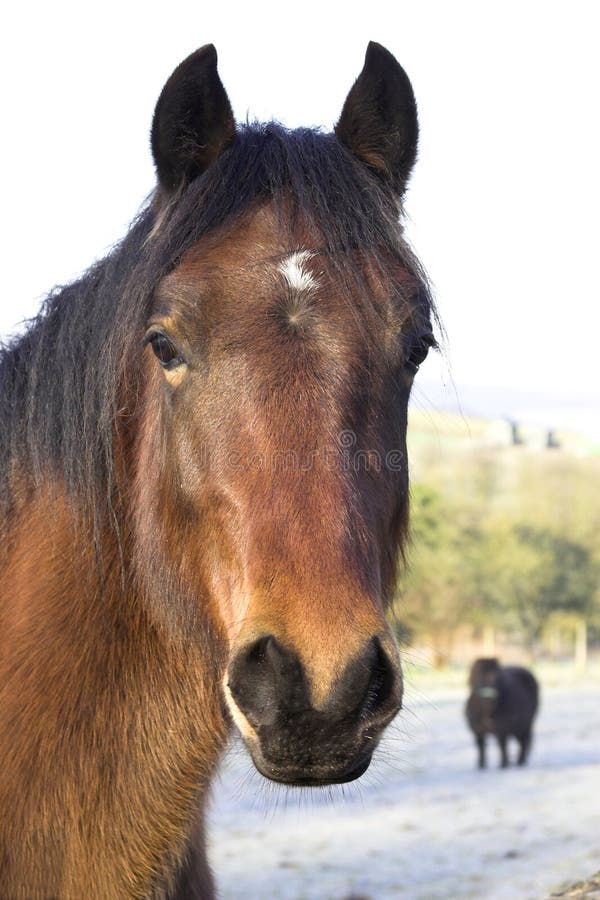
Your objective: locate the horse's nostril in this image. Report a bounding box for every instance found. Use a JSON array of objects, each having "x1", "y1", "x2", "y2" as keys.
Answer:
[
  {"x1": 244, "y1": 634, "x2": 271, "y2": 668},
  {"x1": 324, "y1": 636, "x2": 398, "y2": 723},
  {"x1": 360, "y1": 637, "x2": 396, "y2": 720},
  {"x1": 227, "y1": 635, "x2": 307, "y2": 729}
]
